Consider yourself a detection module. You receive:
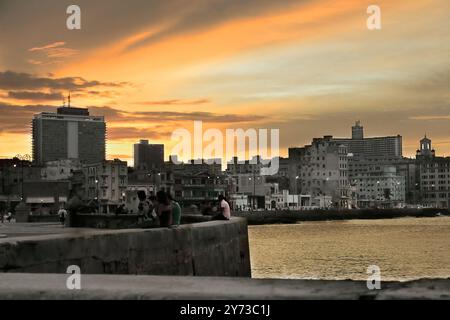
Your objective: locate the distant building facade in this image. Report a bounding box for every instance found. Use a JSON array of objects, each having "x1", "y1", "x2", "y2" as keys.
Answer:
[
  {"x1": 133, "y1": 140, "x2": 164, "y2": 170},
  {"x1": 333, "y1": 121, "x2": 402, "y2": 158},
  {"x1": 231, "y1": 174, "x2": 278, "y2": 197},
  {"x1": 23, "y1": 180, "x2": 71, "y2": 215},
  {"x1": 347, "y1": 154, "x2": 417, "y2": 205},
  {"x1": 0, "y1": 158, "x2": 41, "y2": 204},
  {"x1": 266, "y1": 190, "x2": 312, "y2": 210},
  {"x1": 289, "y1": 136, "x2": 350, "y2": 208},
  {"x1": 41, "y1": 159, "x2": 81, "y2": 181},
  {"x1": 416, "y1": 136, "x2": 450, "y2": 208},
  {"x1": 226, "y1": 156, "x2": 265, "y2": 175},
  {"x1": 161, "y1": 159, "x2": 226, "y2": 205},
  {"x1": 350, "y1": 165, "x2": 405, "y2": 208},
  {"x1": 83, "y1": 159, "x2": 128, "y2": 213},
  {"x1": 32, "y1": 106, "x2": 105, "y2": 165}
]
